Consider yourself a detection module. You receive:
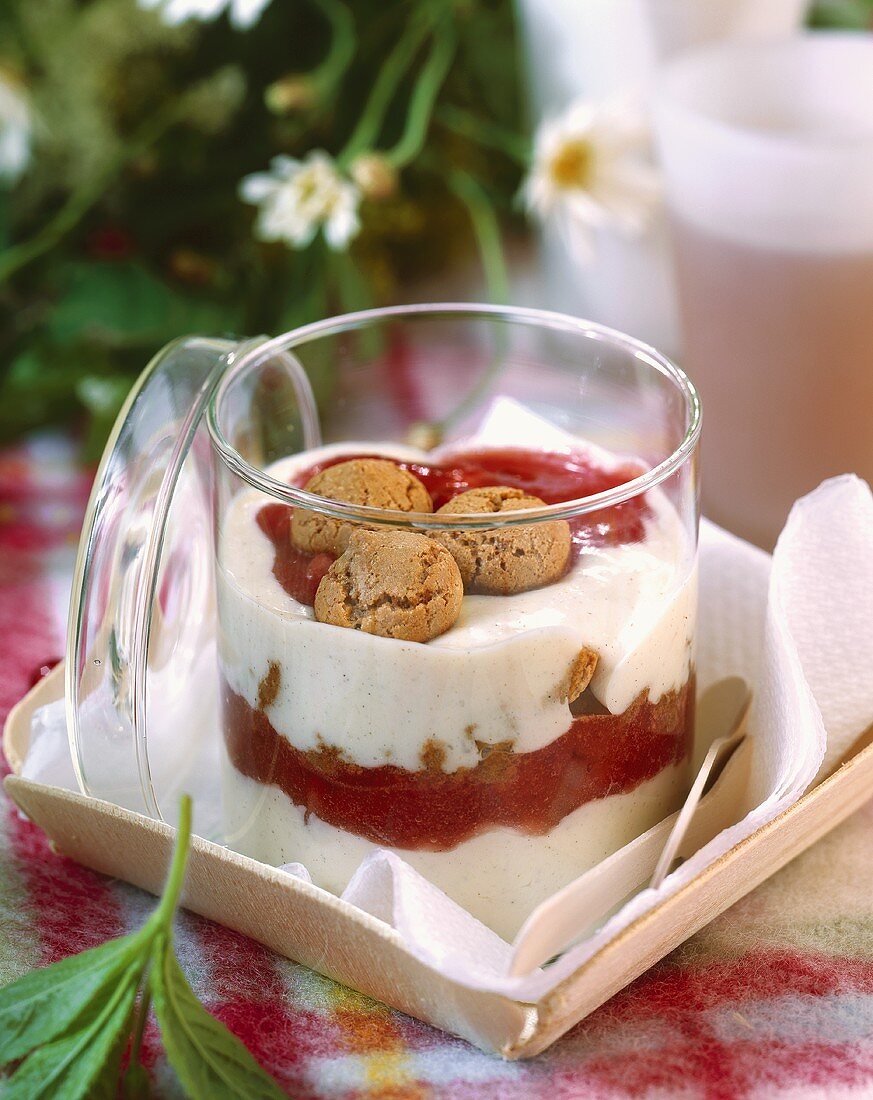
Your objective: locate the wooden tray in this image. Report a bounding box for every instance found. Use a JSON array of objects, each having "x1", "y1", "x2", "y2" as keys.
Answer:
[{"x1": 5, "y1": 665, "x2": 873, "y2": 1058}]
